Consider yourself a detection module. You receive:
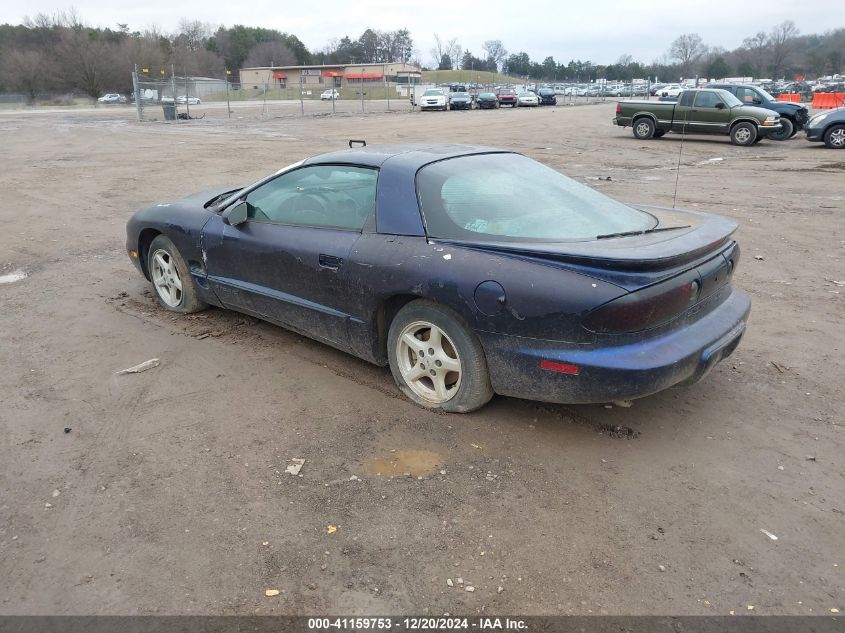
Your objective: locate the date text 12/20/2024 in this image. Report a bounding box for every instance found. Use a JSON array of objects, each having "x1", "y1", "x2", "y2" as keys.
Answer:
[{"x1": 307, "y1": 617, "x2": 528, "y2": 630}]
